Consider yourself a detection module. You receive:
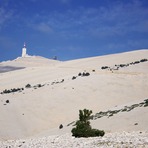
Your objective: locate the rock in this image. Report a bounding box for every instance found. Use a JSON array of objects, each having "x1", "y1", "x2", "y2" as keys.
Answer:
[{"x1": 0, "y1": 132, "x2": 148, "y2": 147}]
